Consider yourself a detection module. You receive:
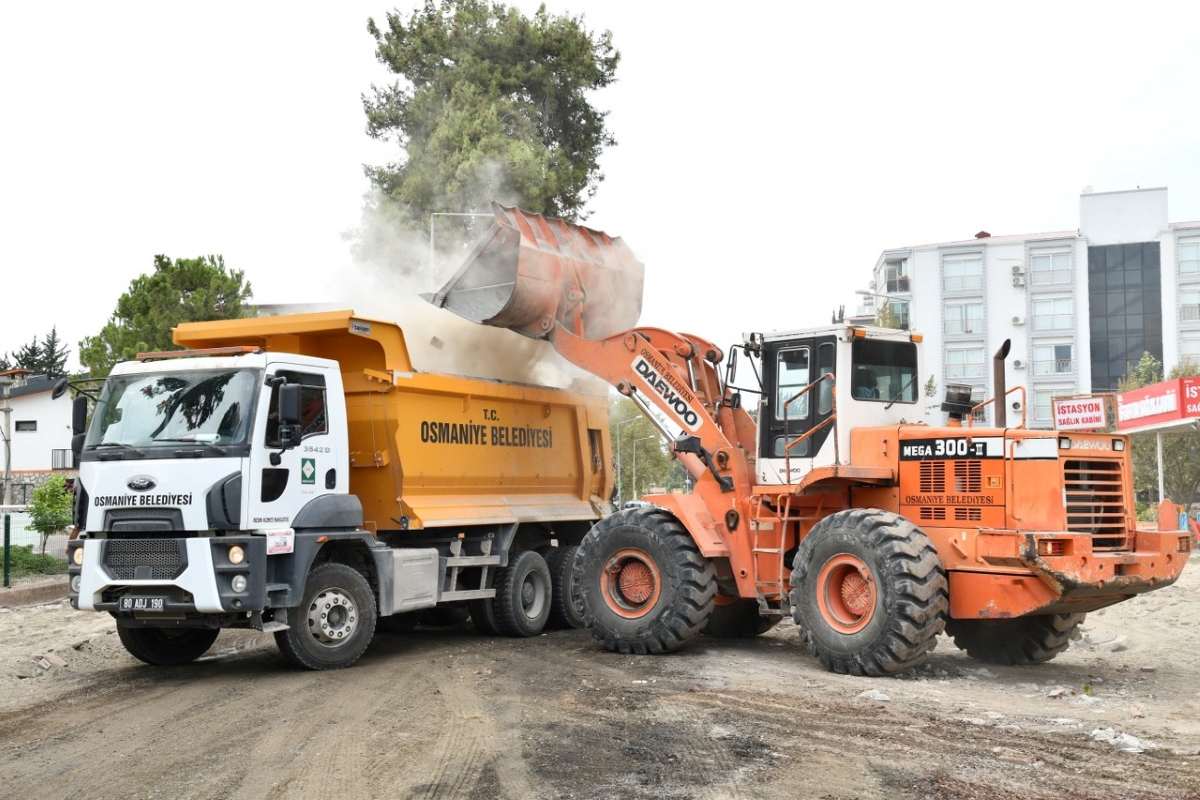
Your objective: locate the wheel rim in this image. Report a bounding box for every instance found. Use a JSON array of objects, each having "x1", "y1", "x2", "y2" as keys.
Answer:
[
  {"x1": 600, "y1": 548, "x2": 662, "y2": 619},
  {"x1": 306, "y1": 587, "x2": 359, "y2": 646},
  {"x1": 816, "y1": 554, "x2": 876, "y2": 634},
  {"x1": 520, "y1": 569, "x2": 549, "y2": 620}
]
